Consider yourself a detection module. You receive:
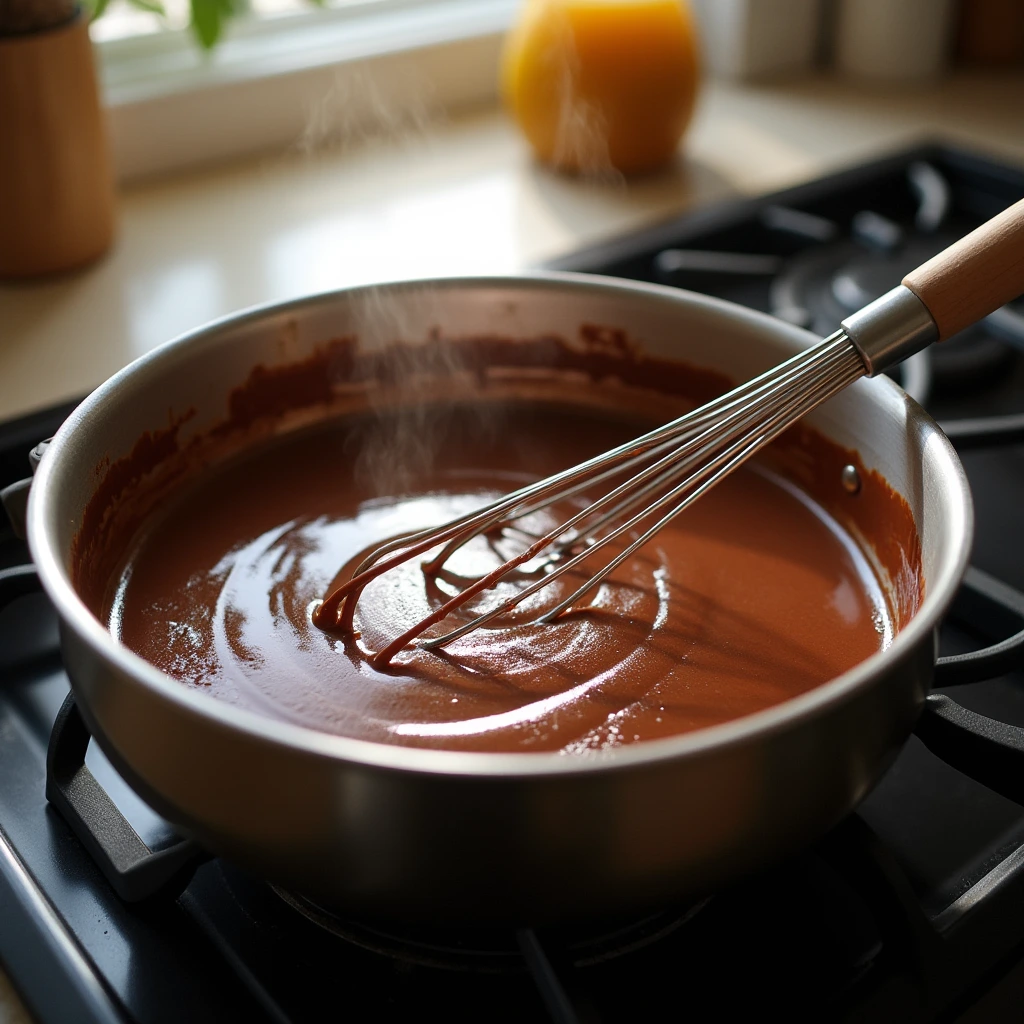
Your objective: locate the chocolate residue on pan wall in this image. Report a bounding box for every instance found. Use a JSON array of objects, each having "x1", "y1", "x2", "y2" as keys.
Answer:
[
  {"x1": 225, "y1": 336, "x2": 353, "y2": 430},
  {"x1": 73, "y1": 413, "x2": 195, "y2": 613},
  {"x1": 71, "y1": 326, "x2": 923, "y2": 630},
  {"x1": 765, "y1": 425, "x2": 924, "y2": 628}
]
